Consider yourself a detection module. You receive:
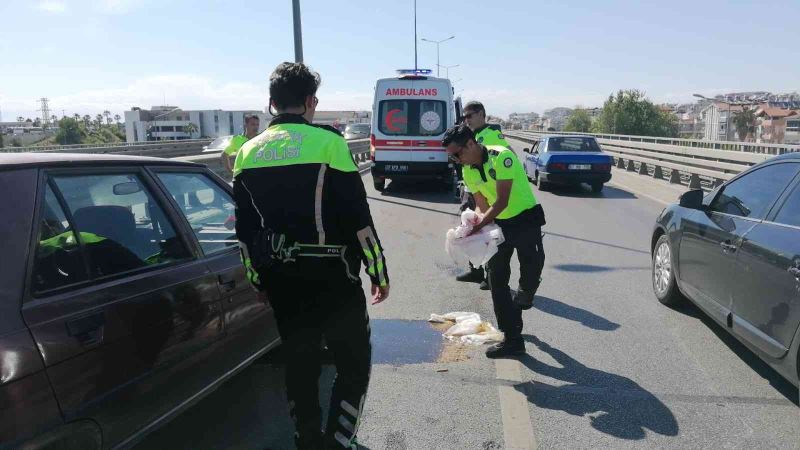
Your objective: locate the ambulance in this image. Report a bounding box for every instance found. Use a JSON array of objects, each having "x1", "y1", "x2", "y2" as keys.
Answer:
[{"x1": 369, "y1": 69, "x2": 462, "y2": 191}]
